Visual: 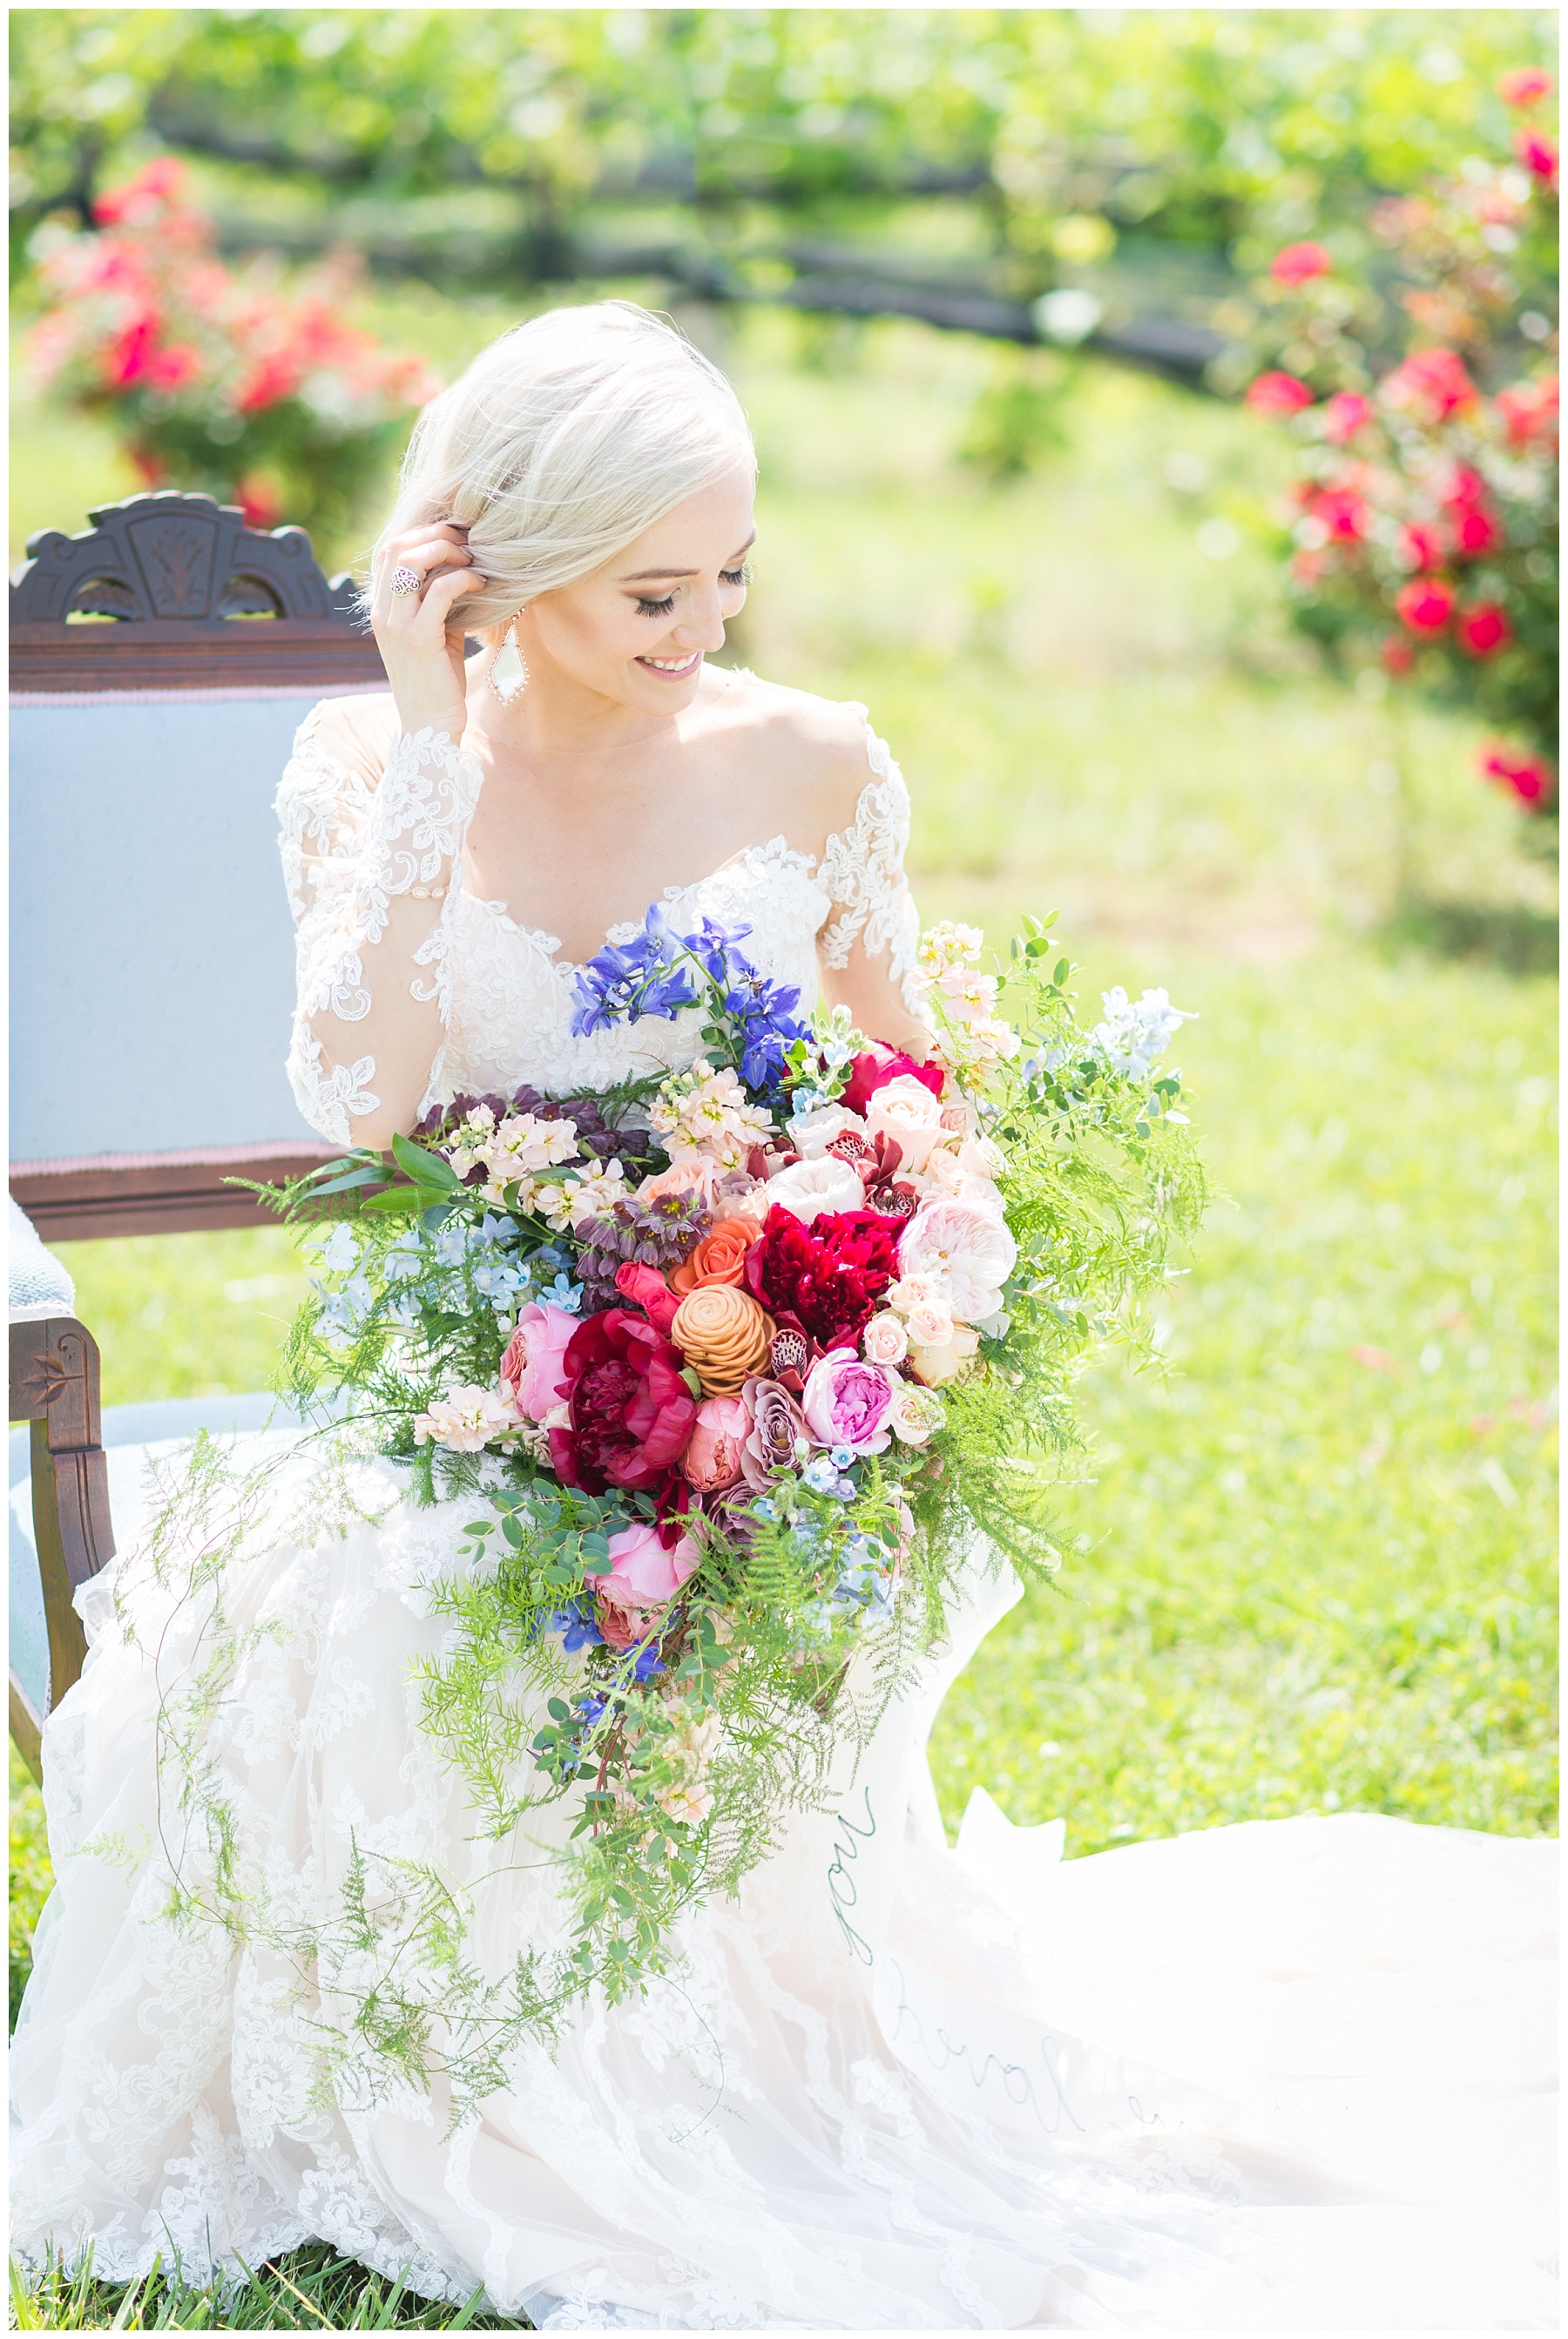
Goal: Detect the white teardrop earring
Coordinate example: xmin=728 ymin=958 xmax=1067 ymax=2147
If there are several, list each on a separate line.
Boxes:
xmin=488 ymin=619 xmax=530 ymax=705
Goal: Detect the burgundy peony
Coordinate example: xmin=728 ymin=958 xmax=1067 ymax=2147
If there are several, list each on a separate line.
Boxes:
xmin=841 ymin=1044 xmax=944 ymax=1120
xmin=549 ymin=1308 xmax=699 ymax=1520
xmin=746 ymin=1205 xmax=904 ymax=1354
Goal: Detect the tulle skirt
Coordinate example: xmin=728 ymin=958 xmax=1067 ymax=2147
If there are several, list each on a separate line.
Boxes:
xmin=10 ymin=1430 xmax=1558 ymax=2329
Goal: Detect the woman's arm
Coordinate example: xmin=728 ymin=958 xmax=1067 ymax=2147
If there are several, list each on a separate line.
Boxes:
xmin=279 ymin=711 xmax=483 ymax=1146
xmin=816 ymin=713 xmax=932 ymax=1057
xmin=278 ymin=524 xmax=488 ymax=1149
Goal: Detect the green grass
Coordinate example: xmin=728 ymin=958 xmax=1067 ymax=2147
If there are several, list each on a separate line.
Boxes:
xmin=10 ymin=302 xmax=1556 ymax=2327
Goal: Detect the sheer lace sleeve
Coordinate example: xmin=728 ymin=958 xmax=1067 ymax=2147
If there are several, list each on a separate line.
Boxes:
xmin=277 ymin=698 xmax=483 ymax=1146
xmin=817 ymin=710 xmax=925 ymax=1030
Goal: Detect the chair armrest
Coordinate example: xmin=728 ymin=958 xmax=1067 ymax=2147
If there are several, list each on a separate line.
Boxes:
xmin=9 ymin=1316 xmax=116 ymax=1736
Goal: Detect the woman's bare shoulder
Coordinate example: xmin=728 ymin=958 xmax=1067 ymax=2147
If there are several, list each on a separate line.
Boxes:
xmin=702 ymin=666 xmax=879 ymax=830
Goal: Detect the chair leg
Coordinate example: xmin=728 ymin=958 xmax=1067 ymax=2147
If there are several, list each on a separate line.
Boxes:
xmin=10 ymin=1316 xmax=117 ymax=1740
xmin=10 ymin=1671 xmax=44 ymax=1784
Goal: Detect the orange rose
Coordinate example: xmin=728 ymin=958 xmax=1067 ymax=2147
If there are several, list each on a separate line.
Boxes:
xmin=670 ymin=1216 xmax=762 ymax=1296
xmin=670 ymin=1284 xmax=775 ymax=1398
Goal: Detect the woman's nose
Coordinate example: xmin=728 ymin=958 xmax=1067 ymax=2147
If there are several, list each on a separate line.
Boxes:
xmin=673 ymin=586 xmax=728 ymax=652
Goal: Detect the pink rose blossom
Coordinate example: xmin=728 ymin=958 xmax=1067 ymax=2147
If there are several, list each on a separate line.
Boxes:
xmin=863 ymin=1073 xmax=946 ymax=1173
xmin=801 ymin=1347 xmax=896 ymax=1455
xmin=500 ymin=1301 xmax=580 ymax=1422
xmin=681 ymin=1393 xmax=754 ymax=1491
xmin=592 ymin=1521 xmax=700 ymax=1612
xmin=636 ymin=1157 xmax=720 ymax=1208
xmin=862 ymin=1311 xmax=909 ymax=1366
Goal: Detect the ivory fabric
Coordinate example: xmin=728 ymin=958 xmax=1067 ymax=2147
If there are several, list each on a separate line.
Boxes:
xmin=10 ymin=698 xmax=1557 ymax=2329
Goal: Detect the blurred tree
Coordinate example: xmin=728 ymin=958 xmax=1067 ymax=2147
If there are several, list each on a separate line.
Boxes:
xmin=12 ymin=10 xmax=1557 ymax=313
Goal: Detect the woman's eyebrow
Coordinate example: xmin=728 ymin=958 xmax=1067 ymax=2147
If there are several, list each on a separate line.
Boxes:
xmin=618 ymin=533 xmax=757 ymax=583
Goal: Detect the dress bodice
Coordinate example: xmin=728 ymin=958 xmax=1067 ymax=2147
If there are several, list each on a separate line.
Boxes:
xmin=276 ymin=683 xmax=922 ymax=1142
xmin=443 ymin=835 xmax=832 ymax=1099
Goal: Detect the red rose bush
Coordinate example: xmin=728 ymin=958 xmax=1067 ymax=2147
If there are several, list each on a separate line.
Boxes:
xmin=1240 ymin=69 xmax=1558 ymax=829
xmin=26 ymin=158 xmax=438 ymax=539
xmin=262 ymin=904 xmax=1205 ymax=2092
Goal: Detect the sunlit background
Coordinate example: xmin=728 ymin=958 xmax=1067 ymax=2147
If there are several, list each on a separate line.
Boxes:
xmin=9 ymin=23 xmax=1558 ymax=2315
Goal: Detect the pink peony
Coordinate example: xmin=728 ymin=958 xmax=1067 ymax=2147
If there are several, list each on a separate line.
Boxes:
xmin=801 ymin=1347 xmax=896 ymax=1456
xmin=499 ymin=1301 xmax=579 ymax=1423
xmin=592 ymin=1521 xmax=700 ymax=1613
xmin=681 ymin=1393 xmax=754 ymax=1491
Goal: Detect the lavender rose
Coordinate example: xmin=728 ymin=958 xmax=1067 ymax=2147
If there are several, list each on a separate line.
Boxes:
xmin=739 ymin=1376 xmax=814 ymax=1490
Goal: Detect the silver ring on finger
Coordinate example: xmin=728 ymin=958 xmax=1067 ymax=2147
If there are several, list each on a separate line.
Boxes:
xmin=389 ymin=564 xmax=422 ymax=597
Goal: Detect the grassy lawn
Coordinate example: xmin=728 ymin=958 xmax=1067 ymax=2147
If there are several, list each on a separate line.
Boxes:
xmin=10 ymin=307 xmax=1556 ymax=2325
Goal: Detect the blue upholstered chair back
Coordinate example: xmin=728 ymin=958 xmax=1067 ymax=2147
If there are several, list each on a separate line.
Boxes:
xmin=10 ymin=689 xmax=331 ymax=1162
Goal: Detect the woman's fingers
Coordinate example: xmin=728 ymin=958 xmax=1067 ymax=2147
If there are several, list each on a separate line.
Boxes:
xmin=375 ymin=548 xmax=480 ymax=627
xmin=372 ymin=531 xmax=474 ymax=615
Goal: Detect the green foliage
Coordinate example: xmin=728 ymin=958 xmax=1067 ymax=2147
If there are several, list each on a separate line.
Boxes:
xmin=10 ymin=301 xmax=1554 ymax=2323
xmin=11 ymin=11 xmax=1556 ymax=294
xmin=960 ymin=348 xmax=1081 ymax=482
xmin=9 ymin=2237 xmax=508 ymax=2328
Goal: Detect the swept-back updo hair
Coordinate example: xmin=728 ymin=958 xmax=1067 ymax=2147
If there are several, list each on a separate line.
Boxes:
xmin=376 ymin=301 xmax=755 ymax=634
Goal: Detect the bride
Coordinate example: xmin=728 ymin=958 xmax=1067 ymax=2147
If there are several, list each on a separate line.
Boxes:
xmin=11 ymin=302 xmax=1556 ymax=2330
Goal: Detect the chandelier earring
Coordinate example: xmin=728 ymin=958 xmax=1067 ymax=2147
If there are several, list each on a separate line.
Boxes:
xmin=488 ymin=618 xmax=530 ymax=706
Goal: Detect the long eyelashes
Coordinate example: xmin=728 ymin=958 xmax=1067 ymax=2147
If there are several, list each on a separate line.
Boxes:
xmin=634 ymin=565 xmax=752 ymax=619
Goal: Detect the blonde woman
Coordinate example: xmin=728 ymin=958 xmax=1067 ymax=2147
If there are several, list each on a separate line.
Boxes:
xmin=12 ymin=303 xmax=1556 ymax=2332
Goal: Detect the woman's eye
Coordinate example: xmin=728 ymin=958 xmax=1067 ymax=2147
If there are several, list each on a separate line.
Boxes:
xmin=635 ymin=593 xmax=677 ymax=618
xmin=720 ymin=563 xmax=752 ymax=588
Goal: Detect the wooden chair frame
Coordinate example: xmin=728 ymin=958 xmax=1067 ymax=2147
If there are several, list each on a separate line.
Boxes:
xmin=9 ymin=1316 xmax=116 ymax=1781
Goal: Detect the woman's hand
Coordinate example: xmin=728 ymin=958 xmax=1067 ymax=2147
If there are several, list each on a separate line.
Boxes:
xmin=371 ymin=524 xmax=489 ymax=740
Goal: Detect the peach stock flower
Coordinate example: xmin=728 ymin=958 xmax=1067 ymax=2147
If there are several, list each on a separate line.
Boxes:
xmin=671 ymin=1284 xmax=776 ymax=1397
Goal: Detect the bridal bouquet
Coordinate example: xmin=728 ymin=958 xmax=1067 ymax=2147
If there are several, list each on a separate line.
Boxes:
xmin=263 ymin=908 xmax=1204 ymax=2102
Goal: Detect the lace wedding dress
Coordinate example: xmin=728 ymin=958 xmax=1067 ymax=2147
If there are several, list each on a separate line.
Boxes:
xmin=10 ymin=689 xmax=1558 ymax=2330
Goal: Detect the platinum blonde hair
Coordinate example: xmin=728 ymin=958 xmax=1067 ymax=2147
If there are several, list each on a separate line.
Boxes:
xmin=377 ymin=301 xmax=754 ymax=633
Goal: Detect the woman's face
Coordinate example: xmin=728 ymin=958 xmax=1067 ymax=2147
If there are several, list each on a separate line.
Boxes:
xmin=515 ymin=466 xmax=755 ymax=714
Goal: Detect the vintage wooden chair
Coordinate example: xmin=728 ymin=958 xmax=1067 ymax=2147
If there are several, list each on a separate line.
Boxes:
xmin=9 ymin=491 xmax=387 ymax=1778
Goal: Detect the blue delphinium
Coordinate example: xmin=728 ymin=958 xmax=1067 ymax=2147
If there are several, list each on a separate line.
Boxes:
xmin=570 ymin=906 xmax=700 ymax=1038
xmin=551 ymin=1600 xmax=605 ymax=1653
xmin=569 ymin=905 xmax=806 ymax=1099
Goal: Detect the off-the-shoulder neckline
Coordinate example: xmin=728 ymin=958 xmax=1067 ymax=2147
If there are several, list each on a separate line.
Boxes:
xmin=457 ymin=832 xmax=827 ymax=977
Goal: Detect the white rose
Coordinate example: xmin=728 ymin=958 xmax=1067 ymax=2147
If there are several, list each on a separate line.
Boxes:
xmin=863 ymin=1074 xmax=946 ymax=1173
xmin=918 ymin=1146 xmax=1006 ymax=1219
xmin=904 ymin=1297 xmax=955 ymax=1349
xmin=787 ymin=1102 xmax=866 ymax=1158
xmin=907 ymin=1324 xmax=981 ymax=1388
xmin=763 ymin=1154 xmax=867 ymax=1223
xmin=886 ymin=1273 xmax=951 ymax=1319
xmin=899 ymin=1201 xmax=1017 ymax=1324
xmin=862 ymin=1311 xmax=909 ymax=1366
xmin=888 ymin=1381 xmax=947 ymax=1444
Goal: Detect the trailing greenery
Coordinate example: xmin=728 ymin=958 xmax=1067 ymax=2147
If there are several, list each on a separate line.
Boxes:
xmin=10 ymin=302 xmax=1553 ymax=2330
